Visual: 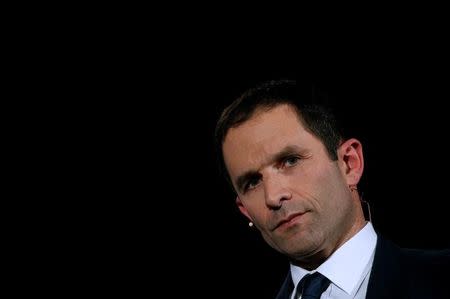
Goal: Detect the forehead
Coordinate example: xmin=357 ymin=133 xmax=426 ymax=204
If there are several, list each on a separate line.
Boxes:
xmin=225 ymin=105 xmax=305 ymax=146
xmin=222 ymin=105 xmax=315 ymax=177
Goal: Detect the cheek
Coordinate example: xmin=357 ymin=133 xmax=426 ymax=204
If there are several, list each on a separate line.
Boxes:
xmin=319 ymin=175 xmax=351 ymax=218
xmin=306 ymin=166 xmax=347 ymax=209
xmin=242 ymin=199 xmax=266 ymax=221
xmin=288 ymin=164 xmax=329 ymax=197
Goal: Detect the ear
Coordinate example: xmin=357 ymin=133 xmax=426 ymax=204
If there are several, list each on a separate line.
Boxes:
xmin=338 ymin=138 xmax=364 ymax=186
xmin=236 ymin=196 xmax=253 ymax=222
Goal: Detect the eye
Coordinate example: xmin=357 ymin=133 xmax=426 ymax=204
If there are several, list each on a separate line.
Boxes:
xmin=245 ymin=177 xmax=261 ymax=192
xmin=283 ymin=156 xmax=300 ymax=167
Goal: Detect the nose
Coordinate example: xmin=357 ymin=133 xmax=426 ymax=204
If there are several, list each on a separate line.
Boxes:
xmin=263 ymin=174 xmax=292 ymax=209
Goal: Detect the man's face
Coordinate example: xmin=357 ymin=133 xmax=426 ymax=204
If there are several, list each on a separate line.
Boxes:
xmin=222 ymin=105 xmax=359 ymax=263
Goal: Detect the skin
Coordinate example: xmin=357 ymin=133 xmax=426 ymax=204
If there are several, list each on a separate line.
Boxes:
xmin=222 ymin=104 xmax=366 ymax=270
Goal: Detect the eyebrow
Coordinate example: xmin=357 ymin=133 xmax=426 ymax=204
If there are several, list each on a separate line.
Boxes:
xmin=235 ymin=145 xmax=303 ymax=193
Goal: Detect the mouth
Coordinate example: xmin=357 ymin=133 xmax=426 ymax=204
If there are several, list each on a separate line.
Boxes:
xmin=274 ymin=212 xmax=306 ymax=231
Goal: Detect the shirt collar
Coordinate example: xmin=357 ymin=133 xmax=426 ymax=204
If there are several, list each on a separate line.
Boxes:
xmin=290 ymin=222 xmax=377 ymax=296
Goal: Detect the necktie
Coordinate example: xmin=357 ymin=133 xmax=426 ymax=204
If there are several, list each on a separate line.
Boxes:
xmin=295 ymin=272 xmax=331 ymax=299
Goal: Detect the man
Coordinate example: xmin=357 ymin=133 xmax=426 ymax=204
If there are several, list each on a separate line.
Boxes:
xmin=215 ymin=80 xmax=449 ymax=298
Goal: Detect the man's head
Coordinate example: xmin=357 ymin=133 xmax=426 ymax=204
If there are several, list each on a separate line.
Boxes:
xmin=215 ymin=80 xmax=342 ymax=182
xmin=215 ymin=80 xmax=366 ymax=269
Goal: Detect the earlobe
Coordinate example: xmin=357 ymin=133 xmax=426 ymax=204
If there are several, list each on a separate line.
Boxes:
xmin=339 ymin=138 xmax=364 ymax=186
xmin=236 ymin=196 xmax=253 ymax=222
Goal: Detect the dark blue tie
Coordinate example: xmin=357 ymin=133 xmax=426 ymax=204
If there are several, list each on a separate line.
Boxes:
xmin=295 ymin=272 xmax=331 ymax=299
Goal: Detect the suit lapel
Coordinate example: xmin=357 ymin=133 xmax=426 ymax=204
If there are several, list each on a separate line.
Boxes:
xmin=275 ymin=271 xmax=294 ymax=299
xmin=366 ymin=237 xmax=405 ymax=299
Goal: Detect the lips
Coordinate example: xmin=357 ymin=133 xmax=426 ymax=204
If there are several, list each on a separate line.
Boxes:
xmin=274 ymin=212 xmax=305 ymax=230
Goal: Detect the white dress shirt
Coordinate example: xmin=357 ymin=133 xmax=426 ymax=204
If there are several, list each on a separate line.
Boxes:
xmin=290 ymin=222 xmax=377 ymax=299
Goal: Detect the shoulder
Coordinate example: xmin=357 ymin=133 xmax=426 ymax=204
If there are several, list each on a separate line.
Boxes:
xmin=400 ymin=247 xmax=450 ymax=280
xmin=402 ymin=247 xmax=449 ymax=298
xmin=375 ymin=234 xmax=450 ymax=266
xmin=373 ymin=236 xmax=449 ymax=298
xmin=401 ymin=247 xmax=450 ymax=261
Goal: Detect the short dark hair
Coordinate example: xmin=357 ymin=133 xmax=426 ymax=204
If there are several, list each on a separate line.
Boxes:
xmin=215 ymin=79 xmax=344 ymax=186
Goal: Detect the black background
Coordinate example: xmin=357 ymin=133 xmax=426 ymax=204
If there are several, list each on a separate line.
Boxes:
xmin=37 ymin=61 xmax=450 ymax=297
xmin=167 ymin=73 xmax=450 ymax=298
xmin=12 ymin=13 xmax=450 ymax=297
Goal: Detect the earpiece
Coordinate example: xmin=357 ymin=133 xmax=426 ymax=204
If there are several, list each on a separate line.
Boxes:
xmin=350 ymin=185 xmax=372 ymax=222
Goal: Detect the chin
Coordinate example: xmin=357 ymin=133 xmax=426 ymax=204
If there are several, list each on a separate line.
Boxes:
xmin=281 ymin=235 xmax=324 ymax=259
xmin=275 ymin=239 xmax=312 ymax=257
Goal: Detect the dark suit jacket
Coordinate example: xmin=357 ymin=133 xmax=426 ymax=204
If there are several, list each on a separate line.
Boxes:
xmin=275 ymin=237 xmax=450 ymax=299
